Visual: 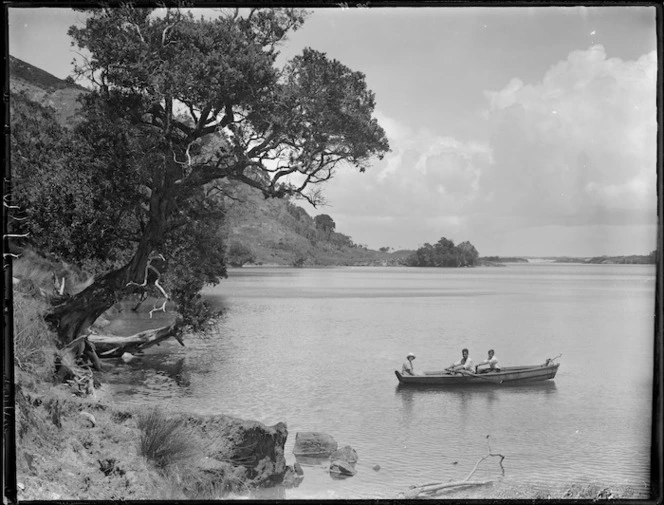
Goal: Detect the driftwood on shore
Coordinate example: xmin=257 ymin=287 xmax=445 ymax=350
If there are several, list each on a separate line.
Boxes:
xmin=88 ymin=319 xmax=184 ymax=359
xmin=398 ymin=436 xmax=505 ymax=499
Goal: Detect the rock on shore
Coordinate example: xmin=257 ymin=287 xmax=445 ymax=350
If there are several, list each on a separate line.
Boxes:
xmin=14 ymin=381 xmax=302 ymax=500
xmin=293 ymin=431 xmax=338 ymax=456
xmin=329 ymin=445 xmax=358 ymax=477
xmin=180 ymin=413 xmax=300 ymax=490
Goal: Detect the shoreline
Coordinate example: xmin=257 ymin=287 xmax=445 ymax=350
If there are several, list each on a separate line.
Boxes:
xmin=14 ymin=363 xmax=650 ymax=501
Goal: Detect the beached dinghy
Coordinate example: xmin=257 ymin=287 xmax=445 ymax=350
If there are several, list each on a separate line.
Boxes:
xmin=395 ymin=359 xmax=560 ymax=386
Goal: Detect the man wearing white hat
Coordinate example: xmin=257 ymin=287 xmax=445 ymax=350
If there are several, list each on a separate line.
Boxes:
xmin=402 ymin=353 xmax=416 ymax=376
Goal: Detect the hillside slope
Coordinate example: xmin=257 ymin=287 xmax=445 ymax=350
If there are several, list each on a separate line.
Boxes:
xmin=223 ymin=183 xmax=404 ymax=266
xmin=9 ymin=55 xmax=87 ymax=126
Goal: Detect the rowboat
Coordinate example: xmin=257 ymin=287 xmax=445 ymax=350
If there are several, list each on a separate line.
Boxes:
xmin=395 ymin=361 xmax=560 ymax=386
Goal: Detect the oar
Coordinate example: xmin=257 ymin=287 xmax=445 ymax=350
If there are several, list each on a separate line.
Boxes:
xmin=544 ymin=353 xmax=562 ymax=366
xmin=446 ymin=367 xmax=503 ymax=384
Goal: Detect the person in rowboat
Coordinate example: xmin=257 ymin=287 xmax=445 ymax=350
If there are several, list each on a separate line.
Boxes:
xmin=402 ymin=353 xmax=417 ymax=376
xmin=448 ymin=348 xmax=474 ymax=374
xmin=476 ymin=349 xmax=501 ymax=373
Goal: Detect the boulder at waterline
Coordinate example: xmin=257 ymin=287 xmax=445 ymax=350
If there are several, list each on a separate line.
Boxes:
xmin=328 ymin=445 xmax=358 ymax=479
xmin=293 ymin=432 xmax=338 ymax=456
xmin=329 ymin=459 xmax=357 ymax=477
xmin=329 ymin=445 xmax=358 ymax=464
xmin=181 ymin=414 xmax=300 ymax=490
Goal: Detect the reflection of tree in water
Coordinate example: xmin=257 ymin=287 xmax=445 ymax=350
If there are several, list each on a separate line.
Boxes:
xmin=132 ymin=356 xmax=191 ymax=387
xmin=105 ymin=355 xmax=191 ymax=394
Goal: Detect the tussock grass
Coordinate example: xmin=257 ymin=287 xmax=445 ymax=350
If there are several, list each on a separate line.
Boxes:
xmin=13 ymin=293 xmax=56 ymax=378
xmin=166 ymin=463 xmax=236 ymax=499
xmin=137 ymin=408 xmax=200 ymax=470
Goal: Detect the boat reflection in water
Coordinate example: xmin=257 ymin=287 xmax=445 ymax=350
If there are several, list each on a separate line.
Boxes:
xmin=396 ymin=379 xmax=558 ymax=396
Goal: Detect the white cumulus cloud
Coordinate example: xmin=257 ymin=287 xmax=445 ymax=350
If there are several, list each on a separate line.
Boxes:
xmin=478 ymin=44 xmax=657 ymax=229
xmin=314 ymin=45 xmax=657 ymax=253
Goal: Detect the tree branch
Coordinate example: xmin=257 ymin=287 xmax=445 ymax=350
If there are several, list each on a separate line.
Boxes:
xmin=89 ymin=319 xmax=184 ymax=358
xmin=398 ymin=436 xmax=505 ymax=499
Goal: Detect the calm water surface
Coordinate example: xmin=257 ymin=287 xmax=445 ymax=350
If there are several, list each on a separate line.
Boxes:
xmin=103 ymin=264 xmax=655 ymax=499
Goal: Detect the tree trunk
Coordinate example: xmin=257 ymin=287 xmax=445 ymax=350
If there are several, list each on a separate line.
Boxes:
xmin=45 ymin=266 xmax=130 ymax=346
xmin=46 ymin=235 xmax=160 ymax=345
xmin=90 ymin=319 xmax=184 ymax=358
xmin=46 ymin=190 xmax=169 ymax=346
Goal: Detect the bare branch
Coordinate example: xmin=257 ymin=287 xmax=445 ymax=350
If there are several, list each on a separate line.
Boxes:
xmin=153 ymin=276 xmax=168 ymax=299
xmin=127 ymin=253 xmax=163 ymax=287
xmin=128 ymin=22 xmax=145 ymax=43
xmin=161 ymin=21 xmax=179 ymax=46
xmin=398 ymin=436 xmax=505 ymax=499
xmin=149 ymin=300 xmax=168 ymax=318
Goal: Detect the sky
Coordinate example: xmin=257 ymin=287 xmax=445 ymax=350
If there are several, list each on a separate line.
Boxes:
xmin=7 ymin=6 xmax=660 ymax=256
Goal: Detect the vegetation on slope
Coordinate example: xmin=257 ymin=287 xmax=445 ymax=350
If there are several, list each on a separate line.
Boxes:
xmin=9 ymin=55 xmax=87 ymax=125
xmin=223 ymin=182 xmax=403 ymax=266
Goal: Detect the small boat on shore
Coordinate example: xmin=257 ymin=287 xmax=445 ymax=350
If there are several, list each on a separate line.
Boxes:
xmin=395 ymin=360 xmax=560 ymax=386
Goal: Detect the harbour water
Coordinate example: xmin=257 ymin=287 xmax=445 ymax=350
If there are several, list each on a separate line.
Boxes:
xmin=103 ymin=263 xmax=655 ymax=498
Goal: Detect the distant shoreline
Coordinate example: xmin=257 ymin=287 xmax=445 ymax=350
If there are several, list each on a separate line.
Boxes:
xmin=229 ymin=254 xmax=656 ymax=269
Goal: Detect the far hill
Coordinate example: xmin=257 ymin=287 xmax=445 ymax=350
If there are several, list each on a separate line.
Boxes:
xmin=222 ymin=182 xmax=408 ymax=266
xmin=549 ymin=254 xmax=656 ymax=264
xmin=9 ymin=55 xmax=87 ymax=126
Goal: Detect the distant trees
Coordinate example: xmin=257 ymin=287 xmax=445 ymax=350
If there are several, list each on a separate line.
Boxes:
xmin=227 ymin=242 xmax=255 ymax=267
xmin=456 ymin=241 xmax=480 ymax=267
xmin=405 ymin=237 xmax=480 ymax=267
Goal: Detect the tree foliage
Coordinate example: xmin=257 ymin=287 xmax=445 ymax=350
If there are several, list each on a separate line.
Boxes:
xmin=227 ymin=242 xmax=255 ymax=267
xmin=67 ymin=6 xmax=388 ymax=205
xmin=10 ymin=93 xmax=134 ymax=272
xmin=314 ymin=213 xmax=336 ymax=238
xmin=20 ymin=6 xmax=388 ymax=344
xmin=405 ymin=237 xmax=480 ymax=267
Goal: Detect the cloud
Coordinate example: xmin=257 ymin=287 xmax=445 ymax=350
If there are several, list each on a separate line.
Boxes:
xmin=478 ymin=45 xmax=657 ymax=230
xmin=316 ymin=110 xmax=494 ymax=248
xmin=316 ymin=45 xmax=657 ymax=253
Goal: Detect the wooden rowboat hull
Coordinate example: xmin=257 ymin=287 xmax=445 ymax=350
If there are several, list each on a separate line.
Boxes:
xmin=395 ymin=363 xmax=559 ymax=386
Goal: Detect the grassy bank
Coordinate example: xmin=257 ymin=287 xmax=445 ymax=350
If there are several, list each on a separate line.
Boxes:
xmin=12 ymin=278 xmax=197 ymax=500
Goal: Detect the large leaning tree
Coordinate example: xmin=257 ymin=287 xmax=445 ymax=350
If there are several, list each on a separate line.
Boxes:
xmin=40 ymin=6 xmax=388 ymax=347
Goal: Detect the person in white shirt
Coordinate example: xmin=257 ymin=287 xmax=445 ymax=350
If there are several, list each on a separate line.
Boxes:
xmin=448 ymin=348 xmax=474 ymax=374
xmin=402 ymin=353 xmax=416 ymax=375
xmin=476 ymin=349 xmax=500 ymax=373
